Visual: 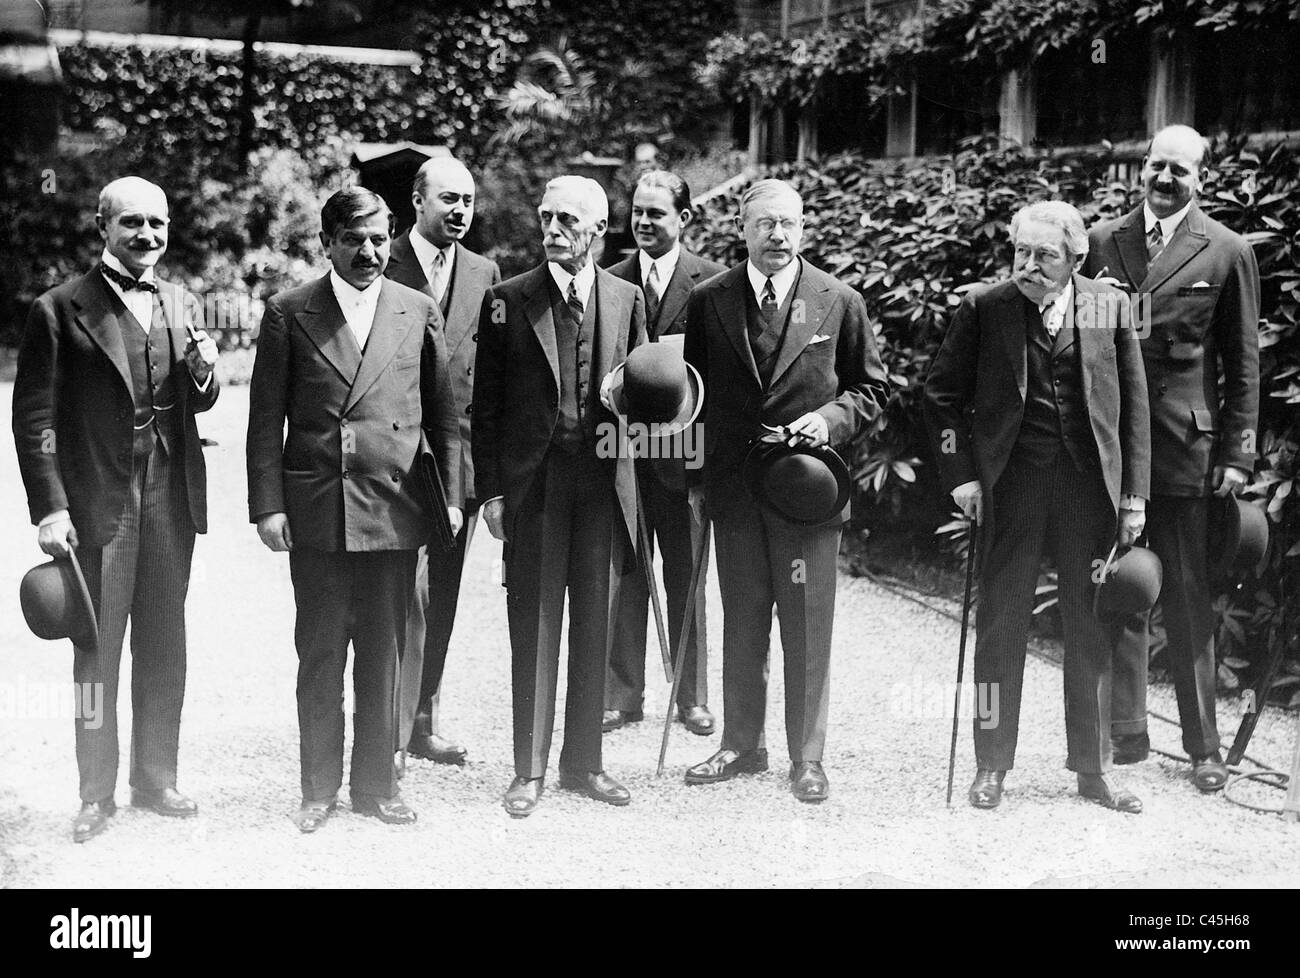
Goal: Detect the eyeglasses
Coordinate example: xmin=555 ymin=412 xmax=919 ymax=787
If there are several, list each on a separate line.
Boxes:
xmin=751 ymin=217 xmax=801 ymax=235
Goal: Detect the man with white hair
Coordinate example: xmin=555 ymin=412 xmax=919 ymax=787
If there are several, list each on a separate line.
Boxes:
xmin=924 ymin=200 xmax=1151 ymax=813
xmin=12 ymin=176 xmax=220 ymax=842
xmin=1084 ymin=125 xmax=1260 ymax=792
xmin=386 ymin=156 xmax=501 ymax=766
xmin=473 ymin=175 xmax=646 ymax=816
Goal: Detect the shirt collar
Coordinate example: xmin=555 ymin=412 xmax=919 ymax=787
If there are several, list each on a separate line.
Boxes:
xmin=746 ymin=257 xmax=800 ymax=305
xmin=409 ymin=227 xmax=455 ymax=270
xmin=329 ymin=268 xmax=383 ymax=306
xmin=1039 ymin=277 xmax=1074 ymax=318
xmin=638 ymin=243 xmax=680 ymax=285
xmin=101 ymin=249 xmax=156 ymax=285
xmin=1143 ymin=200 xmax=1193 ymax=241
xmin=548 ymin=258 xmax=596 ymax=307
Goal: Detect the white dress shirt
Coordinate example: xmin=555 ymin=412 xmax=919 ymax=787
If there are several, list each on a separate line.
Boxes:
xmin=101 ymin=249 xmax=157 ymax=331
xmin=638 ymin=243 xmax=680 ymax=300
xmin=329 ymin=268 xmax=382 ymax=351
xmin=409 ymin=228 xmax=455 ymax=300
xmin=547 ymin=258 xmax=596 ymax=311
xmin=746 ymin=257 xmax=800 ymax=308
xmin=1143 ymin=200 xmax=1193 ymax=250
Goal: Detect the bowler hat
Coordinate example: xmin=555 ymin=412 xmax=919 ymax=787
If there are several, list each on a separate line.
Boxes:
xmin=1208 ymin=496 xmax=1269 ymax=577
xmin=742 ymin=429 xmax=851 ymax=526
xmin=608 ymin=342 xmax=703 ymax=435
xmin=1092 ymin=543 xmax=1163 ymax=624
xmin=19 ymin=550 xmax=99 ymax=651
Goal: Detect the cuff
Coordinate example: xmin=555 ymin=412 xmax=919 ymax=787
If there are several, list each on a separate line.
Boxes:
xmin=951 ymin=480 xmax=980 ymax=498
xmin=39 ymin=509 xmax=70 ymax=527
xmin=1120 ymin=495 xmax=1146 ymax=512
xmin=192 ymin=369 xmax=213 ymax=392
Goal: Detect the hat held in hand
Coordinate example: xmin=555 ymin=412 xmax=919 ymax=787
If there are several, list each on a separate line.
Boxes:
xmin=608 ymin=342 xmax=702 ymax=435
xmin=1208 ymin=496 xmax=1269 ymax=579
xmin=1092 ymin=543 xmax=1163 ymax=624
xmin=19 ymin=549 xmax=99 ymax=652
xmin=742 ymin=428 xmax=850 ymax=527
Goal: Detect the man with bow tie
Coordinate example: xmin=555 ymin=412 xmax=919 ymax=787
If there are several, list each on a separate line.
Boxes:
xmin=12 ymin=176 xmax=220 ymax=843
xmin=247 ymin=187 xmax=461 ymax=832
xmin=1084 ymin=125 xmax=1261 ymax=792
xmin=924 ymin=200 xmax=1151 ymax=813
xmin=386 ymin=156 xmax=501 ymax=766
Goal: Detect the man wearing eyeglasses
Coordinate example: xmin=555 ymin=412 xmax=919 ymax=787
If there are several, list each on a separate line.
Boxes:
xmin=681 ymin=179 xmax=889 ymax=802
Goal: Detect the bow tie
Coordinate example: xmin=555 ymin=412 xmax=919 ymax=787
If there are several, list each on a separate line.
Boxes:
xmin=100 ymin=263 xmax=158 ymax=293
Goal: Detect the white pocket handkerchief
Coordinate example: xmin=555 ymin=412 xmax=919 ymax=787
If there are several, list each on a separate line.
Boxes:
xmin=808 ymin=334 xmax=832 ymax=344
xmin=1191 ymin=280 xmax=1212 ymax=288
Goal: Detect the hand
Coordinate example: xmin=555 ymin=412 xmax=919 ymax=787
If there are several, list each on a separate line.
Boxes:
xmin=482 ymin=498 xmax=507 ymax=542
xmin=38 ymin=518 xmax=78 ymax=557
xmin=786 ymin=412 xmax=829 ymax=447
xmin=1212 ymin=465 xmax=1249 ymax=498
xmin=688 ymin=486 xmax=705 ymax=524
xmin=599 ymin=369 xmax=618 ymax=412
xmin=1117 ymin=507 xmax=1146 ymax=547
xmin=447 ymin=506 xmax=464 ymax=538
xmin=951 ymin=481 xmax=983 ymax=526
xmin=184 ymin=329 xmax=219 ymax=384
xmin=256 ymin=512 xmax=293 ymax=552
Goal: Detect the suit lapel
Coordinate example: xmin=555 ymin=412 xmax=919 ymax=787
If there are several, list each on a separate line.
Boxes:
xmin=299 ymin=275 xmax=362 ymax=387
xmin=714 ymin=265 xmax=760 ymax=386
xmin=344 ymin=279 xmax=414 ymax=415
xmin=1000 ymin=286 xmax=1028 ymax=401
xmin=444 ymin=244 xmax=488 ymax=353
xmin=1140 ymin=203 xmax=1210 ymax=294
xmin=386 ymin=233 xmax=434 ymax=298
xmin=1051 ymin=285 xmax=1075 ymax=358
xmin=72 ymin=272 xmax=133 ymax=397
xmin=768 ymin=260 xmax=830 ymax=389
xmin=524 ymin=265 xmax=561 ymax=392
xmin=594 ymin=267 xmax=624 ymax=380
xmin=654 ymin=252 xmax=697 ymax=336
xmin=1114 ymin=206 xmax=1149 ymax=289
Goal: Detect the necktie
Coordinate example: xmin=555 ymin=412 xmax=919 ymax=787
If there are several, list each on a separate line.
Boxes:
xmin=749 ymin=278 xmax=777 ymax=344
xmin=644 ymin=263 xmax=661 ymax=333
xmin=431 ymin=250 xmax=448 ymax=303
xmin=566 ymin=280 xmax=584 ymax=322
xmin=1146 ymin=223 xmax=1165 ymax=264
xmin=100 ymin=263 xmax=158 ymax=293
xmin=1041 ymin=302 xmax=1060 ymax=340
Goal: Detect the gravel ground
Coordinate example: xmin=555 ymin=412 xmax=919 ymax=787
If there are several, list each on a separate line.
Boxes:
xmin=2 ymin=383 xmax=1298 ymax=889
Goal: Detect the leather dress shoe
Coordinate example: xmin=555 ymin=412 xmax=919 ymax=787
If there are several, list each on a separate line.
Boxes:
xmin=1112 ymin=731 xmax=1150 ymax=765
xmin=130 ymin=787 xmax=198 ymax=818
xmin=678 ymin=705 xmax=716 ymax=737
xmin=790 ymin=761 xmax=829 ymax=802
xmin=406 ymin=732 xmax=468 ymax=766
xmin=684 ymin=748 xmax=768 ymax=784
xmin=351 ymin=794 xmax=417 ymax=824
xmin=1078 ymin=773 xmax=1143 ymax=813
xmin=1192 ymin=751 xmax=1229 ymax=793
xmin=503 ymin=776 xmax=544 ymax=818
xmin=968 ymin=768 xmax=1005 ymax=809
xmin=292 ymin=800 xmax=337 ymax=834
xmin=73 ymin=798 xmax=116 ymax=844
xmin=558 ymin=769 xmax=631 ymax=806
xmin=602 ymin=709 xmax=643 ymax=732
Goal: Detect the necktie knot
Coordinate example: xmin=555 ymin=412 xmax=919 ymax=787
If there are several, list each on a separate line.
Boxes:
xmin=761 ymin=278 xmax=777 ymax=310
xmin=566 ymin=280 xmax=583 ymax=317
xmin=101 ymin=263 xmax=157 ymax=293
xmin=1146 ymin=223 xmax=1165 ymax=263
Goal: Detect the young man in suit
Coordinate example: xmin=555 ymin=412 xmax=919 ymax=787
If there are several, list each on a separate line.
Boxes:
xmin=386 ymin=156 xmax=502 ymax=766
xmin=603 ymin=170 xmax=725 ymax=737
xmin=925 ymin=201 xmax=1151 ymax=813
xmin=682 ymin=179 xmax=889 ymax=802
xmin=13 ymin=176 xmax=220 ymax=842
xmin=1084 ymin=125 xmax=1260 ymax=791
xmin=247 ymin=187 xmax=462 ymax=832
xmin=473 ymin=176 xmax=645 ymax=817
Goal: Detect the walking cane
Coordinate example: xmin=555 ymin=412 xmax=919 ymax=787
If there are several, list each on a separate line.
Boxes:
xmin=946 ymin=516 xmax=978 ymax=807
xmin=657 ymin=511 xmax=712 ymax=777
xmin=634 ymin=479 xmax=675 ymax=683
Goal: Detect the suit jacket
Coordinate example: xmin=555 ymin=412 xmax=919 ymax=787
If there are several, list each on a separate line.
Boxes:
xmin=683 ymin=258 xmax=890 ymax=520
xmin=923 ymin=275 xmax=1152 ymax=546
xmin=386 ymin=232 xmax=501 ymax=503
xmin=12 ymin=269 xmax=219 ymax=547
xmin=607 ymin=247 xmax=727 ymax=338
xmin=1083 ymin=202 xmax=1259 ymax=496
xmin=246 ymin=274 xmax=461 ymax=552
xmin=472 ymin=263 xmax=646 ymax=545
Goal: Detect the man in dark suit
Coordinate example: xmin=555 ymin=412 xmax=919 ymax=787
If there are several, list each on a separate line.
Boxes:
xmin=603 ymin=170 xmax=725 ymax=737
xmin=925 ymin=200 xmax=1152 ymax=813
xmin=473 ymin=175 xmax=645 ymax=817
xmin=682 ymin=179 xmax=889 ymax=803
xmin=1084 ymin=125 xmax=1260 ymax=791
xmin=386 ymin=157 xmax=501 ymax=766
xmin=13 ymin=176 xmax=220 ymax=842
xmin=247 ymin=187 xmax=462 ymax=832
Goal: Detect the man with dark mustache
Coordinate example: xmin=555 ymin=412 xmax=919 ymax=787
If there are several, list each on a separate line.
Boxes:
xmin=386 ymin=156 xmax=501 ymax=766
xmin=1084 ymin=125 xmax=1261 ymax=792
xmin=247 ymin=187 xmax=462 ymax=832
xmin=12 ymin=176 xmax=220 ymax=842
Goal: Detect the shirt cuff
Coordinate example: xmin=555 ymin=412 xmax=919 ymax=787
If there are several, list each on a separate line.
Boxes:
xmin=1120 ymin=494 xmax=1146 ymax=512
xmin=191 ymin=369 xmax=213 ymax=392
xmin=482 ymin=495 xmax=504 ymax=508
xmin=39 ymin=509 xmax=70 ymax=527
xmin=951 ymin=480 xmax=980 ymax=498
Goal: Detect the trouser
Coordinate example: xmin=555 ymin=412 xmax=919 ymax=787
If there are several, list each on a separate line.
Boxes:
xmin=1111 ymin=496 xmax=1219 ymax=757
xmin=606 ymin=469 xmax=709 ymax=712
xmin=712 ymin=492 xmax=840 ymax=764
xmin=974 ymin=456 xmax=1115 ymax=774
xmin=289 ymin=547 xmax=416 ymax=803
xmin=74 ymin=434 xmax=194 ymax=803
xmin=505 ymin=449 xmax=625 ymax=779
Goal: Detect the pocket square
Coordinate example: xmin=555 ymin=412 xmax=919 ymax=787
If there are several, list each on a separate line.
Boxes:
xmin=1191 ymin=281 xmax=1212 ymax=288
xmin=808 ymin=334 xmax=832 ymax=345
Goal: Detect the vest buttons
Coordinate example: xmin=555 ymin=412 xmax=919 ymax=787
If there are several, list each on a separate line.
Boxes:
xmin=465 ymin=405 xmax=473 ymax=415
xmin=341 ymin=419 xmax=349 ymax=427
xmin=342 ymin=470 xmax=351 ymax=479
xmin=392 ymin=471 xmax=401 ymax=482
xmin=393 ymin=421 xmax=400 ymax=430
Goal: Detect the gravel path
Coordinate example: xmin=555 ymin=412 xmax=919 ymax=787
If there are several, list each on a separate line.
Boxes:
xmin=2 ymin=384 xmax=1297 ymax=888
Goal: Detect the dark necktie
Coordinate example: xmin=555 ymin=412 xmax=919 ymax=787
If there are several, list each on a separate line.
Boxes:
xmin=100 ymin=263 xmax=158 ymax=293
xmin=566 ymin=280 xmax=584 ymax=322
xmin=644 ymin=263 xmax=661 ymax=335
xmin=1146 ymin=223 xmax=1165 ymax=264
xmin=749 ymin=278 xmax=777 ymax=344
